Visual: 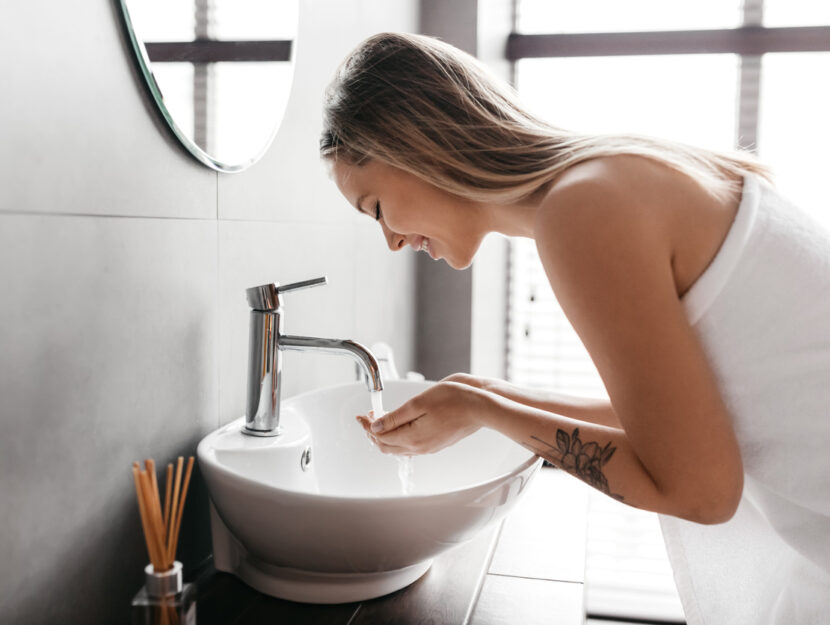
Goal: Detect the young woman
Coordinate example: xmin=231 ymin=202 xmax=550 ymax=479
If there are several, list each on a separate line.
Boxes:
xmin=320 ymin=32 xmax=830 ymax=624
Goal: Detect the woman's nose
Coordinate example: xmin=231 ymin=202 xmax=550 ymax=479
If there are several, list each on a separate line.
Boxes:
xmin=380 ymin=222 xmax=406 ymax=252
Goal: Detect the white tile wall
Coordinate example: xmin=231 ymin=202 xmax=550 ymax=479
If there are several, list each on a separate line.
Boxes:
xmin=216 ymin=0 xmax=418 ymax=224
xmin=0 ymin=1 xmax=217 ymax=218
xmin=350 ymin=223 xmax=417 ymax=374
xmin=0 ymin=0 xmax=418 ymax=623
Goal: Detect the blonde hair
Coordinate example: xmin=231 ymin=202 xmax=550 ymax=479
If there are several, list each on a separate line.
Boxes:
xmin=321 ymin=32 xmax=771 ymax=204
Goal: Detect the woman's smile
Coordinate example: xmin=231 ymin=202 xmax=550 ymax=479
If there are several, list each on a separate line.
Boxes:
xmin=410 ymin=235 xmax=436 ymax=258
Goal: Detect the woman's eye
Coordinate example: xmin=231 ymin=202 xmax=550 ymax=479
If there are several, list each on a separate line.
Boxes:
xmin=374 ymin=202 xmax=382 ymax=221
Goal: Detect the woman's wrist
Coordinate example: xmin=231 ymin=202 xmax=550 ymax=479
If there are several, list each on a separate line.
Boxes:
xmin=440 ymin=374 xmax=516 ymax=429
xmin=467 ymin=383 xmax=508 ymax=430
xmin=477 ymin=376 xmax=511 ymax=396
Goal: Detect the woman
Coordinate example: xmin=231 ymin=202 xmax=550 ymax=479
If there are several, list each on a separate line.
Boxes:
xmin=320 ymin=32 xmax=830 ymax=624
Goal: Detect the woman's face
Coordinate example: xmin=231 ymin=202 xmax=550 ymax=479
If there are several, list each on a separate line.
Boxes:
xmin=331 ymin=159 xmax=486 ymax=270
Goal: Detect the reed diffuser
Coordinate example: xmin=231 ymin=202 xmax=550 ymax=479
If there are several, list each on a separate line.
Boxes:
xmin=131 ymin=456 xmax=197 ymax=625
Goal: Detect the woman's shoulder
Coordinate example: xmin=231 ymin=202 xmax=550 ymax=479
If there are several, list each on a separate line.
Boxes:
xmin=535 ymin=154 xmax=742 ymax=299
xmin=541 ymin=154 xmax=695 ymax=213
xmin=534 ymin=155 xmax=676 ymax=252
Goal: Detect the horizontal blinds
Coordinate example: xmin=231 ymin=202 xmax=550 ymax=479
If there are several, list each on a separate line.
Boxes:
xmin=506 ymin=236 xmax=607 ymax=397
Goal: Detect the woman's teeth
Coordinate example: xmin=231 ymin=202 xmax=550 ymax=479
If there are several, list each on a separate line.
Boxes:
xmin=421 ymin=239 xmax=437 ymax=259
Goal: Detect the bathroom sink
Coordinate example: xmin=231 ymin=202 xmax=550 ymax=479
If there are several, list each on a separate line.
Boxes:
xmin=197 ymin=379 xmax=542 ymax=603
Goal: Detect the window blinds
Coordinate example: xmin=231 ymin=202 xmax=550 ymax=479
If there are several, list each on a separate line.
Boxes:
xmin=507 ymin=237 xmax=607 ymax=398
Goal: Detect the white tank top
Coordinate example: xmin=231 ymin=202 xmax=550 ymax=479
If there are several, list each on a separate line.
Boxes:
xmin=659 ymin=174 xmax=830 ymax=624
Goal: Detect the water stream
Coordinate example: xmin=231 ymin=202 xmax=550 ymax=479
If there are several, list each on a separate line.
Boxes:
xmin=369 ymin=390 xmax=414 ymax=495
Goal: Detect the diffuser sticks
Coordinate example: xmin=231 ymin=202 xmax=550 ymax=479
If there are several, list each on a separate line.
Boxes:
xmin=132 ymin=456 xmax=194 ymax=573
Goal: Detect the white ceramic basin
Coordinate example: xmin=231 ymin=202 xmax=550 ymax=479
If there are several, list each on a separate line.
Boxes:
xmin=197 ymin=380 xmax=542 ymax=603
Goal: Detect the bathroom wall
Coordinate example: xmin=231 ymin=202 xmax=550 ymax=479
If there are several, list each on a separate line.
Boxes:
xmin=413 ymin=0 xmax=476 ymax=381
xmin=418 ymin=0 xmax=513 ymax=382
xmin=0 ymin=1 xmax=418 ymax=623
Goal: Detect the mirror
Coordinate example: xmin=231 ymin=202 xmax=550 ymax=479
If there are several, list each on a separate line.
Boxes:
xmin=119 ymin=0 xmax=299 ymax=172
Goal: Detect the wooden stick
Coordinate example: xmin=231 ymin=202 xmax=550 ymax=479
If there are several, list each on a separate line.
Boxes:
xmin=139 ymin=470 xmax=166 ymax=570
xmin=145 ymin=459 xmax=167 ymax=563
xmin=133 ymin=465 xmax=160 ymax=569
xmin=166 ymin=457 xmax=184 ymax=561
xmin=146 ymin=459 xmax=159 ymax=503
xmin=162 ymin=463 xmax=173 ymax=535
xmin=169 ymin=456 xmax=195 ymax=563
xmin=136 ymin=472 xmax=161 ymax=569
xmin=140 ymin=470 xmax=164 ymax=569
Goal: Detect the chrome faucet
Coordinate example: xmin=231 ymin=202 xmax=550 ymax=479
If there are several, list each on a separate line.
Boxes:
xmin=243 ymin=277 xmax=384 ymax=437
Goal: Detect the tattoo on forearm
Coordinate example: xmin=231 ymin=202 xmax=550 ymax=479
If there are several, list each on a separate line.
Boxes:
xmin=524 ymin=427 xmax=624 ymax=501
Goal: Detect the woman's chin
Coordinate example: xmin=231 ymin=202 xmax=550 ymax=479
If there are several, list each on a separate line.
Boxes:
xmin=445 ymin=254 xmax=474 ymax=270
xmin=429 ymin=241 xmax=480 ymax=270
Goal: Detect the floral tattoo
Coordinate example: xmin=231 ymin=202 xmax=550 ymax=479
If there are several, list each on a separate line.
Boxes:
xmin=525 ymin=427 xmax=624 ymax=501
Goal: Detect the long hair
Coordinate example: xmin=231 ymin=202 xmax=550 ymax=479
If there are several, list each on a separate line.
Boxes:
xmin=321 ymin=32 xmax=771 ymax=204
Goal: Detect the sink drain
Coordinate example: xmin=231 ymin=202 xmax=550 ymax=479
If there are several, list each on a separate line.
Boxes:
xmin=300 ymin=447 xmax=312 ymax=471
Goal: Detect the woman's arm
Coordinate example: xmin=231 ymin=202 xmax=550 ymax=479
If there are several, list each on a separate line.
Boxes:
xmin=368 ymin=381 xmax=726 ymax=523
xmin=531 ymin=164 xmax=743 ymax=524
xmin=479 ymin=391 xmax=668 ymax=510
xmin=443 ymin=373 xmax=622 ymax=429
xmin=365 ymin=380 xmax=724 ymax=522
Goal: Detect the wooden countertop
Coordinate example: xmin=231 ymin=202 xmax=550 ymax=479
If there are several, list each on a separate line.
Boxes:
xmin=195 ymin=466 xmax=589 ymax=625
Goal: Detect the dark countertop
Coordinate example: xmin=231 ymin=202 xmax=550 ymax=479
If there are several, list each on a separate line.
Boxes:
xmin=195 ymin=466 xmax=589 ymax=625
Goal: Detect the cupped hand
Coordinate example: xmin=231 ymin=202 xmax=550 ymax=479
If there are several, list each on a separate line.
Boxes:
xmin=355 ymin=381 xmax=489 ymax=455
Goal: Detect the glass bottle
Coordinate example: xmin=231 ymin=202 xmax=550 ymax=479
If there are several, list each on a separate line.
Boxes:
xmin=131 ymin=561 xmax=197 ymax=625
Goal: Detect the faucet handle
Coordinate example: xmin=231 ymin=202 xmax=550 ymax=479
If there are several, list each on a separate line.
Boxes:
xmin=246 ymin=276 xmax=328 ymax=311
xmin=277 ymin=276 xmax=328 ymax=295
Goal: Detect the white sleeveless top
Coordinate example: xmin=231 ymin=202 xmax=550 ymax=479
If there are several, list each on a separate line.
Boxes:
xmin=659 ymin=174 xmax=830 ymax=624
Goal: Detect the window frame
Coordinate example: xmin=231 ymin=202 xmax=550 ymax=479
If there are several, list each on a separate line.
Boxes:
xmin=508 ymin=0 xmax=830 ymax=152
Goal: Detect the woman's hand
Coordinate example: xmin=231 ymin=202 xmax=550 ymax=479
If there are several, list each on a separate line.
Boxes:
xmin=356 ymin=380 xmax=489 ymax=455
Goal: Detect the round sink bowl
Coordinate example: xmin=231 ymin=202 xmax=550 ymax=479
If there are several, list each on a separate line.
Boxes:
xmin=197 ymin=380 xmax=542 ymax=603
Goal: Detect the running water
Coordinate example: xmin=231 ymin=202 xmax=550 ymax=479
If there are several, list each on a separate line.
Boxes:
xmin=396 ymin=455 xmax=414 ymax=495
xmin=369 ymin=390 xmax=414 ymax=495
xmin=370 ymin=390 xmax=385 ymax=421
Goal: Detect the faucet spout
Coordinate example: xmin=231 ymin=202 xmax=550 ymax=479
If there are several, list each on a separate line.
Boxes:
xmin=280 ymin=336 xmax=384 ymax=392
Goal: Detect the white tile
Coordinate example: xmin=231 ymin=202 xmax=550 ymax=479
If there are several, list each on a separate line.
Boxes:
xmin=350 ymin=223 xmax=417 ymax=377
xmin=216 ymin=0 xmax=420 ymax=224
xmin=0 ymin=213 xmax=218 ymax=618
xmin=0 ymin=1 xmax=216 ymax=218
xmin=470 ymin=575 xmax=584 ymax=625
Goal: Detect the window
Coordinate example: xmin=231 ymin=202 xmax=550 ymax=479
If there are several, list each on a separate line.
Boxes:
xmin=758 ymin=52 xmax=830 ymax=231
xmin=517 ymin=54 xmax=737 ymax=149
xmin=506 ymin=2 xmax=830 ymax=622
xmin=517 ymin=0 xmax=741 ymax=33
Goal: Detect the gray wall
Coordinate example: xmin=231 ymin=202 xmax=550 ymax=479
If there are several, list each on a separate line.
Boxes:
xmin=0 ymin=1 xmax=418 ymax=623
xmin=415 ymin=0 xmax=476 ymax=380
xmin=415 ymin=0 xmax=513 ymax=382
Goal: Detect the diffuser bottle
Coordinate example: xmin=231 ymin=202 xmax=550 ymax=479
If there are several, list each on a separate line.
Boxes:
xmin=131 ymin=561 xmax=197 ymax=625
xmin=131 ymin=456 xmax=196 ymax=624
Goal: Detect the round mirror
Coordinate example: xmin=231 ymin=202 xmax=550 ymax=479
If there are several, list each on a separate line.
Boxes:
xmin=119 ymin=0 xmax=298 ymax=172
